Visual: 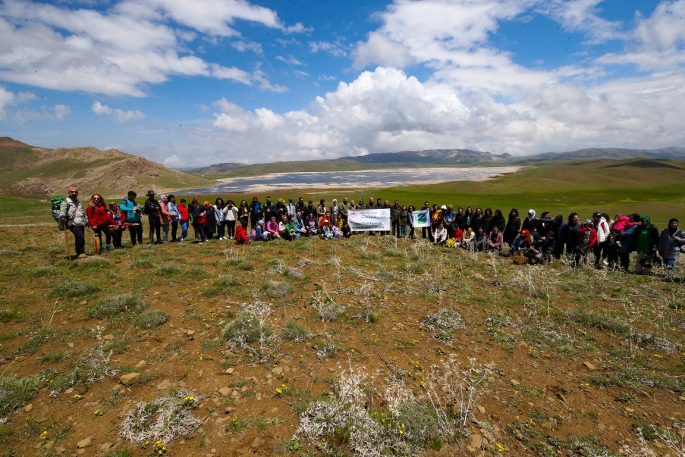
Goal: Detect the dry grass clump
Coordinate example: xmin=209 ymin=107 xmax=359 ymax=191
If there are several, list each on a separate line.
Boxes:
xmin=310 ymin=290 xmax=346 ymax=322
xmin=119 ymin=389 xmax=202 ymax=445
xmin=87 ymin=293 xmax=146 ymax=319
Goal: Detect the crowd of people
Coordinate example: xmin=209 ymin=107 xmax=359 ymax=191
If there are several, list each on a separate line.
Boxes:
xmin=56 ymin=187 xmax=685 ymax=275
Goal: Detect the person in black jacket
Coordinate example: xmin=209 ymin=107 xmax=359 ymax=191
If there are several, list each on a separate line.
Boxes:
xmin=143 ymin=190 xmax=162 ymax=244
xmin=503 ymin=208 xmax=521 ymax=246
xmin=561 ymin=213 xmax=580 ymax=261
xmin=634 ymin=215 xmax=660 ymax=275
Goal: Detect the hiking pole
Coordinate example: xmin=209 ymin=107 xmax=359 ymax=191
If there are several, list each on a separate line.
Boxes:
xmin=62 ymin=220 xmax=72 ymax=260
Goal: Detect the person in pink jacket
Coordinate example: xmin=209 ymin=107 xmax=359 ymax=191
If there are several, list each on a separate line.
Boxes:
xmin=159 ymin=195 xmax=177 ymax=243
xmin=266 ymin=216 xmax=280 ymax=239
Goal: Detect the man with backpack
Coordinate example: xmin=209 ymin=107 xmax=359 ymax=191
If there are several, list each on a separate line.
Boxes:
xmin=120 ymin=190 xmax=143 ymax=246
xmin=143 ymin=190 xmax=162 ymax=245
xmin=58 ymin=187 xmax=87 ymax=258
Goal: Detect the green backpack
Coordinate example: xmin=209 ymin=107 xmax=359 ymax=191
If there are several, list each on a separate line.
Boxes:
xmin=50 ymin=196 xmax=70 ymax=230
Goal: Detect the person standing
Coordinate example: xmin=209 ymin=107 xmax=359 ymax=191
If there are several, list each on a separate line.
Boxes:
xmin=340 ymin=197 xmax=350 ymax=225
xmin=143 ymin=190 xmax=162 ymax=245
xmin=86 ymin=194 xmax=112 ymax=252
xmin=167 ymin=195 xmax=180 ymax=242
xmin=120 ymin=191 xmax=143 ymax=246
xmin=249 ymin=196 xmax=261 ymax=230
xmin=158 ymin=195 xmax=174 ymax=243
xmin=634 ymin=215 xmax=659 ymax=275
xmin=224 ymin=200 xmax=239 ymax=239
xmin=592 ymin=211 xmax=611 ymax=268
xmin=658 ymin=218 xmax=685 ymax=275
xmin=421 ymin=201 xmax=431 ymax=239
xmin=59 ymin=187 xmax=87 ymax=258
xmin=178 ymin=199 xmax=190 ymax=241
xmin=391 ymin=200 xmax=402 ymax=238
xmin=108 ymin=202 xmax=126 ymax=249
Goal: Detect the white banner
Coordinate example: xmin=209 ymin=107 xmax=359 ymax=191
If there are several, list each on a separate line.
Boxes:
xmin=348 ymin=208 xmax=391 ymax=232
xmin=410 ymin=209 xmax=431 ymax=228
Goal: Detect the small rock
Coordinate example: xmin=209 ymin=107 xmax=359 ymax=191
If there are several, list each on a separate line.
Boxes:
xmin=231 ymin=390 xmax=239 ymax=397
xmin=598 ymin=424 xmax=606 ymax=430
xmin=518 ymin=342 xmax=528 ymax=349
xmin=65 ymin=388 xmax=74 ymax=394
xmin=271 ymin=367 xmax=283 ymax=374
xmin=77 ymin=437 xmax=92 ymax=448
xmin=583 ymin=362 xmax=596 ymax=371
xmin=120 ymin=373 xmax=140 ymax=386
xmin=470 ymin=434 xmax=483 ymax=449
xmin=511 ymin=379 xmax=520 ymax=386
xmin=24 ymin=404 xmax=33 ymax=412
xmin=679 ymin=396 xmax=685 ymax=401
xmin=256 ymin=393 xmax=262 ymax=401
xmin=625 ymin=408 xmax=635 ymax=413
xmin=103 ymin=334 xmax=115 ymax=341
xmin=226 ymin=368 xmax=234 ymax=375
xmin=157 ymin=379 xmax=171 ymax=390
xmin=67 ymin=343 xmax=75 ymax=349
xmin=515 ymin=432 xmax=524 ymax=441
xmin=100 ymin=443 xmax=113 ymax=451
xmin=187 ymin=330 xmax=195 ymax=336
xmin=218 ymin=387 xmax=231 ymax=397
xmin=251 ymin=437 xmax=265 ymax=448
xmin=44 ymin=440 xmax=54 ymax=450
xmin=477 ymin=405 xmax=486 ymax=414
xmin=55 ymin=446 xmax=66 ymax=454
xmin=211 ymin=448 xmax=217 ymax=454
xmin=135 ymin=360 xmax=147 ymax=369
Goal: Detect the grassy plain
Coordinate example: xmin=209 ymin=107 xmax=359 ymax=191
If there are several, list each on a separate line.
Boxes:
xmin=1 ymin=158 xmax=684 ymax=456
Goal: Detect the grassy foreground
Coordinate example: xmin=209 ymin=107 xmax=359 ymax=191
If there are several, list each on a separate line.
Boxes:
xmin=0 ymin=226 xmax=684 ymax=457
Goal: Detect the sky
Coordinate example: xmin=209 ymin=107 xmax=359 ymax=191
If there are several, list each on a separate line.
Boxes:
xmin=0 ymin=0 xmax=684 ymax=167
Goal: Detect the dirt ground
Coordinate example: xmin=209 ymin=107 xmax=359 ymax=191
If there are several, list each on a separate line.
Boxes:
xmin=0 ymin=226 xmax=684 ymax=457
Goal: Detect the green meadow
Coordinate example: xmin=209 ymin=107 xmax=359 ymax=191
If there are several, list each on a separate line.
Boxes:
xmin=2 ymin=158 xmax=684 ymax=228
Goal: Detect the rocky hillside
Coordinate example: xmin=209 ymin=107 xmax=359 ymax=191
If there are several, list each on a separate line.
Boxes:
xmin=0 ymin=137 xmax=213 ymax=197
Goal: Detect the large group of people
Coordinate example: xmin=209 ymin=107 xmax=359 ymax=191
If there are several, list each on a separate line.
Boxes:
xmin=56 ymin=187 xmax=685 ymax=275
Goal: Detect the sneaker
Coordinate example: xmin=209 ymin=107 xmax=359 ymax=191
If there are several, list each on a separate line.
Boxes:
xmin=179 ymin=238 xmax=184 ymax=242
xmin=602 ymin=259 xmax=608 ymax=266
xmin=77 ymin=253 xmax=88 ymax=259
xmin=106 ymin=245 xmax=112 ymax=252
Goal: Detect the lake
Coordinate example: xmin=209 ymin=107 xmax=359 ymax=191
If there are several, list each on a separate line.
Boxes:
xmin=179 ymin=166 xmax=523 ymax=194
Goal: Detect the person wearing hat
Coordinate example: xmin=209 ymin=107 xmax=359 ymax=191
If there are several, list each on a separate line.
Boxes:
xmin=592 ymin=211 xmax=611 ymax=268
xmin=143 ymin=190 xmax=162 ymax=245
xmin=120 ymin=190 xmax=143 ymax=246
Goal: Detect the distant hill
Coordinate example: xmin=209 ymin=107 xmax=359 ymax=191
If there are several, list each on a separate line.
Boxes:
xmin=0 ymin=137 xmax=213 ymax=197
xmin=188 ymin=162 xmax=244 ymax=175
xmin=335 ymin=148 xmax=512 ymax=164
xmin=517 ymin=147 xmax=685 ymax=163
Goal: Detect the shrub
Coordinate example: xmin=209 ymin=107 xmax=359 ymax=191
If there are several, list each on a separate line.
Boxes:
xmin=49 ymin=281 xmax=100 ymax=298
xmin=0 ymin=374 xmax=43 ymax=416
xmin=222 ymin=312 xmax=272 ymax=344
xmin=280 ymin=321 xmax=309 ymax=342
xmin=135 ymin=310 xmax=168 ymax=329
xmin=87 ymin=293 xmax=146 ymax=319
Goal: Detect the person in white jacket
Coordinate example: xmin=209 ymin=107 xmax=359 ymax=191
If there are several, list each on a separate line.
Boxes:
xmin=592 ymin=211 xmax=611 ymax=267
xmin=223 ymin=200 xmax=239 ymax=240
xmin=433 ymin=223 xmax=448 ymax=246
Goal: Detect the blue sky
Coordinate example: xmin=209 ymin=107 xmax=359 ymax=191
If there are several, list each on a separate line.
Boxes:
xmin=1 ymin=0 xmax=684 ymax=167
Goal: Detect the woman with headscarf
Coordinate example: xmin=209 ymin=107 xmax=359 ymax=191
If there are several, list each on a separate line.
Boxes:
xmin=86 ymin=194 xmax=112 ymax=252
xmin=658 ymin=218 xmax=685 ymax=274
xmin=522 ymin=209 xmax=538 ymax=235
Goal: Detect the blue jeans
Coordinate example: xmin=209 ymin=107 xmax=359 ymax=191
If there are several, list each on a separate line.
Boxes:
xmin=180 ymin=221 xmax=188 ymax=239
xmin=401 ymin=225 xmax=407 ymax=237
xmin=665 ymin=258 xmax=676 ymax=272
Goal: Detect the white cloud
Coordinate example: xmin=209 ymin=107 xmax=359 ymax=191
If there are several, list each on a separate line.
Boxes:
xmin=92 ymin=101 xmax=145 ymax=122
xmin=537 ymin=0 xmax=624 ymax=44
xmin=309 ymin=41 xmax=347 ymax=57
xmin=15 ymin=104 xmax=71 ymax=122
xmin=231 ymin=40 xmax=262 ymax=53
xmin=163 ymin=154 xmax=183 ymax=167
xmin=0 ymin=85 xmax=14 ymax=119
xmin=0 ymin=0 xmax=293 ymax=96
xmin=201 ymin=64 xmax=685 ymax=163
xmin=276 ymin=55 xmax=304 ymax=66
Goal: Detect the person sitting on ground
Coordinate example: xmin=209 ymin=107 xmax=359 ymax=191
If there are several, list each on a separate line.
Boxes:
xmin=342 ymin=220 xmax=352 ymax=238
xmin=235 ymin=222 xmax=250 ymax=244
xmin=433 ymin=222 xmax=448 ymax=246
xmin=321 ymin=220 xmax=334 ymax=240
xmin=285 ymin=216 xmax=297 ymax=241
xmin=462 ymin=226 xmax=475 ymax=248
xmin=452 ymin=225 xmax=464 ymax=246
xmin=511 ymin=229 xmax=529 ymax=254
xmin=486 ymin=226 xmax=503 ymax=251
xmin=294 ymin=212 xmax=307 ymax=238
xmin=331 ymin=224 xmax=343 ymax=238
xmin=473 ymin=227 xmax=487 ymax=251
xmin=306 ymin=213 xmax=317 ymax=236
xmin=516 ymin=233 xmax=543 ymax=264
xmin=542 ymin=230 xmax=556 ymax=262
xmin=266 ymin=216 xmax=280 ymax=239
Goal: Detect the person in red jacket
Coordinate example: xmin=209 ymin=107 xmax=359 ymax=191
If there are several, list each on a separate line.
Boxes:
xmin=86 ymin=194 xmax=112 ymax=252
xmin=574 ymin=219 xmax=597 ymax=266
xmin=178 ymin=199 xmax=189 ymax=241
xmin=235 ymin=223 xmax=250 ymax=244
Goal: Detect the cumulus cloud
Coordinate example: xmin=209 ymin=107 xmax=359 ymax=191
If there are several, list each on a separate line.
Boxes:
xmin=0 ymin=0 xmax=297 ymax=96
xmin=92 ymin=101 xmax=146 ymax=122
xmin=537 ymin=0 xmax=624 ymax=43
xmin=201 ymin=64 xmax=685 ymax=164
